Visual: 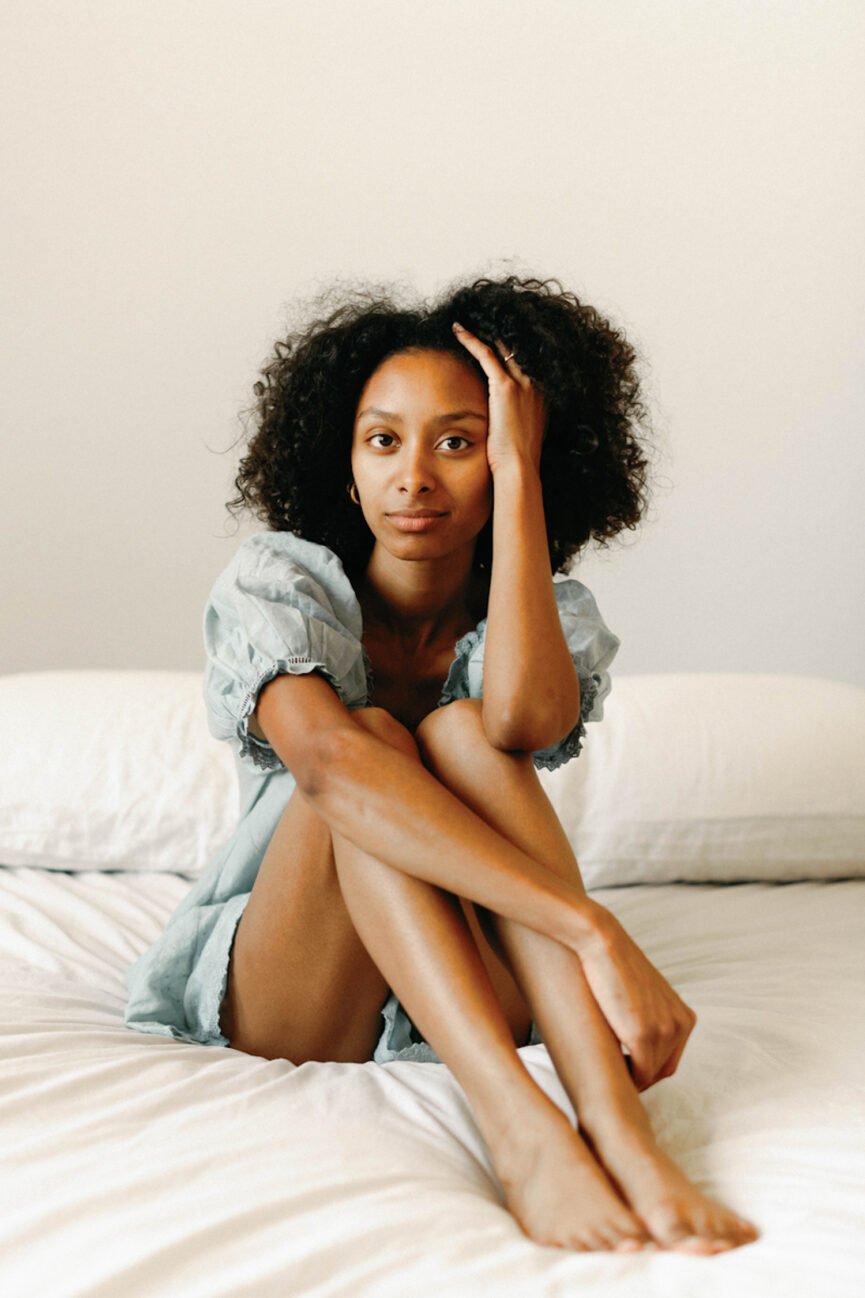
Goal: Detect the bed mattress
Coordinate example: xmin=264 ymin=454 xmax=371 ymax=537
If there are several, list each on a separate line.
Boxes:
xmin=1 ymin=867 xmax=863 ymax=1297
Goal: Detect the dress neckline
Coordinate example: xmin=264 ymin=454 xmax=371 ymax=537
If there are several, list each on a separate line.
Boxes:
xmin=360 ymin=618 xmax=486 ymax=712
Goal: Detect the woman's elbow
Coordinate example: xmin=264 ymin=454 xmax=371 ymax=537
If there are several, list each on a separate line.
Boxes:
xmin=483 ymin=704 xmax=578 ymax=755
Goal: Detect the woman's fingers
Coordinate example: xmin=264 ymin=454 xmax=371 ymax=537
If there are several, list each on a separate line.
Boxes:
xmin=452 ymin=322 xmax=527 ymax=384
xmin=493 ymin=338 xmax=528 ymax=380
xmin=654 ymin=1039 xmax=688 ymax=1085
xmin=624 ymin=1027 xmax=665 ymax=1091
xmin=627 ymin=957 xmax=697 ymax=1089
xmin=654 ymin=1005 xmax=698 ymax=1083
xmin=571 ymin=902 xmax=698 ymax=1092
xmin=627 ymin=1004 xmax=697 ymax=1089
xmin=452 ymin=322 xmax=507 ymax=378
xmin=622 ymin=1048 xmax=649 ymax=1092
xmin=451 ymin=321 xmax=546 ymax=474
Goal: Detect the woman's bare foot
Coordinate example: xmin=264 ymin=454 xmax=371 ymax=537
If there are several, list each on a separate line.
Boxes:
xmin=486 ymin=1100 xmax=653 ymax=1252
xmin=579 ymin=1108 xmax=759 ymax=1255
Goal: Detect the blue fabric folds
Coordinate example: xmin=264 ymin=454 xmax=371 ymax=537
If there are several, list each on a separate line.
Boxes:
xmin=202 ymin=531 xmax=371 ymax=771
xmin=125 ymin=532 xmax=619 ymax=1060
xmin=437 ymin=578 xmax=620 ymax=771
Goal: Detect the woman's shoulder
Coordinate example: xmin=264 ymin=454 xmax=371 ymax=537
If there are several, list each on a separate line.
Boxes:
xmin=213 ymin=530 xmax=362 ymax=635
xmin=230 ymin=529 xmax=351 ymax=582
xmin=202 ymin=532 xmax=371 ymax=759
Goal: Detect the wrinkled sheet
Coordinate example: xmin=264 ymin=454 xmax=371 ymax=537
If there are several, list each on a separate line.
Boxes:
xmin=0 ymin=867 xmax=863 ymax=1298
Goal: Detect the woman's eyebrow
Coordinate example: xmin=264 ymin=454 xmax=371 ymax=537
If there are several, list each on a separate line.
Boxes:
xmin=356 ymin=407 xmax=488 ymax=425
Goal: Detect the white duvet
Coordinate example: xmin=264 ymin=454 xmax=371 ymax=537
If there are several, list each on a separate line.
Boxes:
xmin=0 ymin=867 xmax=863 ymax=1298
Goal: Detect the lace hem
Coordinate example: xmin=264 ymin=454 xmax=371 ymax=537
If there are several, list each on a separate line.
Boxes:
xmin=531 ymin=669 xmax=603 ymax=772
xmin=436 ymin=625 xmax=485 ymax=709
xmin=436 ymin=624 xmax=604 ymax=774
xmin=236 ymin=658 xmax=340 ymax=771
xmin=360 ymin=643 xmax=376 ymax=704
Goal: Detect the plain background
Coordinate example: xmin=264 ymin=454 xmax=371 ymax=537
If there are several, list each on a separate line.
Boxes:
xmin=2 ymin=0 xmax=863 ymax=685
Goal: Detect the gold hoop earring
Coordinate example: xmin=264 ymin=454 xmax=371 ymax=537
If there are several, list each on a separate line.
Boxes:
xmin=347 ymin=482 xmax=361 ymax=506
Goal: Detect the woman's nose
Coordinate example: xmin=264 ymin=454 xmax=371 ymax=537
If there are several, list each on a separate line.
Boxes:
xmin=398 ymin=447 xmax=436 ymax=494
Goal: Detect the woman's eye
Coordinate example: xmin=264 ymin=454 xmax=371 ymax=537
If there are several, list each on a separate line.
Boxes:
xmin=367 ymin=433 xmax=469 ymax=451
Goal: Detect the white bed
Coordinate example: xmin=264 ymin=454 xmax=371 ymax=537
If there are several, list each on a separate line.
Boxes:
xmin=1 ymin=669 xmax=863 ymax=1297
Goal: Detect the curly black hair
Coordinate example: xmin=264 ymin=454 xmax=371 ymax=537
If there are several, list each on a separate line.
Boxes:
xmin=226 ymin=274 xmax=654 ymax=586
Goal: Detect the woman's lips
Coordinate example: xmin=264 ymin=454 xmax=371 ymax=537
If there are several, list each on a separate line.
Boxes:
xmin=386 ymin=512 xmax=448 ymax=532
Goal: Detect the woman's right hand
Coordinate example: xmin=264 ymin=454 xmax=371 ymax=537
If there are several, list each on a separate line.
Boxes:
xmin=564 ymin=896 xmax=698 ymax=1092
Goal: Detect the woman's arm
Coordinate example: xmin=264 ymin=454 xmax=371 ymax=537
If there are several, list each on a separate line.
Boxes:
xmin=450 ymin=322 xmax=579 ymax=753
xmin=448 ymin=326 xmax=696 ymax=1086
xmin=256 ymin=671 xmax=595 ymax=950
xmin=259 ymin=672 xmax=695 ymax=1091
xmin=318 ymin=722 xmax=592 ymax=942
xmin=482 ymin=458 xmax=580 ymax=752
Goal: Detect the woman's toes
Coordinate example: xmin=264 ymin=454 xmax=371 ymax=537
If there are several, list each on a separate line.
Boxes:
xmin=723 ymin=1219 xmax=758 ymax=1247
xmin=679 ymin=1235 xmax=724 ymax=1254
xmin=645 ymin=1205 xmax=722 ymax=1253
xmin=612 ymin=1221 xmax=652 ymax=1253
xmin=644 ymin=1204 xmax=694 ymax=1249
xmin=706 ymin=1211 xmax=757 ymax=1248
xmin=614 ymin=1236 xmax=646 ymax=1253
xmin=666 ymin=1223 xmax=742 ymax=1254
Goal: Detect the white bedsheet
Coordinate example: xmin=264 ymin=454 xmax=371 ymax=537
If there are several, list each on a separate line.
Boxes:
xmin=0 ymin=868 xmax=863 ymax=1298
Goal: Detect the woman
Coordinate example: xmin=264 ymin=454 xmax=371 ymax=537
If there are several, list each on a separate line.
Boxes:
xmin=126 ymin=274 xmax=758 ymax=1255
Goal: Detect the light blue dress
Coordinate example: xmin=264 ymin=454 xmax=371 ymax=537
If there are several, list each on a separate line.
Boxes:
xmin=124 ymin=531 xmax=620 ymax=1064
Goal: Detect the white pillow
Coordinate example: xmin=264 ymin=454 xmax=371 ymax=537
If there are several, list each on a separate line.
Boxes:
xmin=538 ymin=673 xmax=865 ymax=887
xmin=0 ymin=671 xmax=236 ymax=875
xmin=2 ymin=669 xmax=863 ymax=884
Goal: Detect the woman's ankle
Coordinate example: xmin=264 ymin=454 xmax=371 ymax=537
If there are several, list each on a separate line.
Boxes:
xmin=464 ymin=1062 xmax=567 ymax=1160
xmin=486 ymin=1103 xmax=584 ymax=1200
xmin=577 ymin=1089 xmax=654 ymax=1150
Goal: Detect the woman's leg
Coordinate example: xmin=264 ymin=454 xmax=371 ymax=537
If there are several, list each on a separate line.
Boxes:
xmin=222 ymin=705 xmax=528 ymax=1064
xmin=220 ymin=708 xmax=392 ymax=1064
xmin=222 ymin=706 xmax=648 ymax=1250
xmin=327 ymin=711 xmax=651 ymax=1253
xmin=414 ymin=699 xmax=759 ymax=1256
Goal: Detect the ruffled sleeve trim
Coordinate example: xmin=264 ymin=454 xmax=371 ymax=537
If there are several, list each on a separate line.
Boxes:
xmin=433 ymin=577 xmax=618 ymax=775
xmin=360 ymin=643 xmax=376 ymax=705
xmin=530 ymin=667 xmax=604 ymax=772
xmin=436 ymin=623 xmax=486 ymax=709
xmin=203 ymin=532 xmax=372 ymax=774
xmin=236 ymin=658 xmax=349 ymax=772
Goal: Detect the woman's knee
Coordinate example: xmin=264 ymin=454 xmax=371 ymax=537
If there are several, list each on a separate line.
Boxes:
xmin=415 ymin=699 xmax=538 ymax=788
xmin=415 ymin=697 xmax=485 ymax=754
xmin=351 ymin=705 xmax=421 ymax=760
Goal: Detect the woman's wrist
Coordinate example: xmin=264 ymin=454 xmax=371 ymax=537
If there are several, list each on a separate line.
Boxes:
xmin=553 ymin=888 xmax=608 ymax=954
xmin=490 ymin=452 xmax=542 ymax=485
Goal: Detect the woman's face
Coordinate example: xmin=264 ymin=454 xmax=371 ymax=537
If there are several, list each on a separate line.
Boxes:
xmin=350 ymin=348 xmax=492 ymax=562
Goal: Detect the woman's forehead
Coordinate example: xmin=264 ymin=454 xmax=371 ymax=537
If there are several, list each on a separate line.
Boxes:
xmin=356 ymin=349 xmax=487 ymax=416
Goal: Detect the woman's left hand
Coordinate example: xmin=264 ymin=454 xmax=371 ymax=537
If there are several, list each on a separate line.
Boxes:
xmin=567 ymin=897 xmax=699 ymax=1092
xmin=451 ymin=321 xmax=547 ymax=476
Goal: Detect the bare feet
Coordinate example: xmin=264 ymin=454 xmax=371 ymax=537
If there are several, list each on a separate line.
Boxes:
xmin=487 ymin=1102 xmax=652 ymax=1252
xmin=579 ymin=1111 xmax=760 ymax=1255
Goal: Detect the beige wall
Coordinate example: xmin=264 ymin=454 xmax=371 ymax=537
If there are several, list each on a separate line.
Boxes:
xmin=2 ymin=0 xmax=863 ymax=684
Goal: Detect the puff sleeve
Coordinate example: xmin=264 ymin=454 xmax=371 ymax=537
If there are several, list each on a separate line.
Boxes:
xmin=437 ymin=578 xmax=620 ymax=772
xmin=202 ymin=532 xmax=369 ymax=772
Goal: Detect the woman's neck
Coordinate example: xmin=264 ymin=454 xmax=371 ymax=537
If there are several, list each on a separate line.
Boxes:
xmin=357 ymin=547 xmax=488 ymax=654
